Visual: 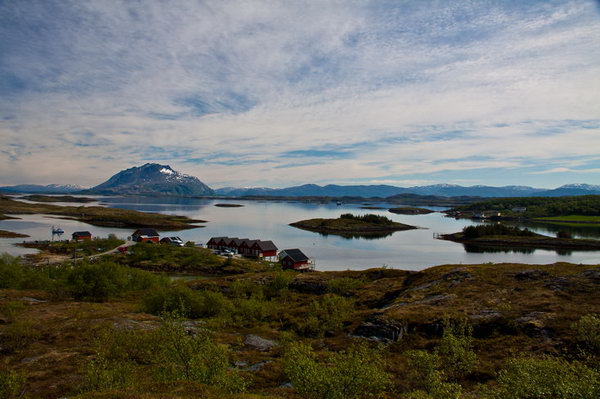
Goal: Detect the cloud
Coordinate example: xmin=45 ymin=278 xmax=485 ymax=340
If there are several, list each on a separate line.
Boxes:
xmin=0 ymin=0 xmax=599 ymax=187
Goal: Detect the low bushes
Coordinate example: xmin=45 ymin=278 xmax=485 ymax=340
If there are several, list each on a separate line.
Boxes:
xmin=284 ymin=342 xmax=391 ymax=399
xmin=462 ymin=224 xmax=536 ymax=239
xmin=484 ymin=356 xmax=600 ymax=399
xmin=81 ymin=317 xmax=246 ymax=394
xmin=292 ymin=294 xmax=354 ymax=337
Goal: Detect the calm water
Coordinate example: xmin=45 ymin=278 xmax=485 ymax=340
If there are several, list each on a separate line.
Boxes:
xmin=1 ymin=196 xmax=599 ymax=270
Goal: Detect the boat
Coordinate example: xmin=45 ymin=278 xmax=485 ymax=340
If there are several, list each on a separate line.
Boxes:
xmin=336 ymin=201 xmax=342 ymax=206
xmin=52 ymin=226 xmax=64 ymax=235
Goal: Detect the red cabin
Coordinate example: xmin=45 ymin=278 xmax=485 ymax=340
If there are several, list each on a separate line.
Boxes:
xmin=207 ymin=236 xmax=228 ymax=250
xmin=250 ymin=240 xmax=278 ymax=258
xmin=72 ymin=231 xmax=92 ymax=241
xmin=132 ymin=228 xmax=160 ymax=243
xmin=280 ymin=249 xmax=310 ymax=270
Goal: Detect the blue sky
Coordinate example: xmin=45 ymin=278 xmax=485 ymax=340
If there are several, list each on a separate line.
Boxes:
xmin=1 ymin=0 xmax=599 ymax=188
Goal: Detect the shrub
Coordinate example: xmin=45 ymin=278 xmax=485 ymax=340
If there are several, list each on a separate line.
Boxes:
xmin=340 ymin=214 xmax=395 ymax=225
xmin=66 ymin=261 xmax=166 ymax=302
xmin=435 ymin=319 xmax=477 ymax=380
xmin=484 ymin=356 xmax=600 ymax=399
xmin=0 ymin=254 xmax=24 ymax=289
xmin=572 ymin=313 xmax=600 ymax=353
xmin=143 ymin=284 xmax=233 ymax=319
xmin=284 ymin=342 xmax=391 ymax=399
xmin=265 ymin=271 xmax=295 ymax=297
xmin=0 ymin=301 xmax=26 ymax=323
xmin=462 ymin=224 xmax=536 ymax=239
xmin=0 ymin=369 xmax=25 ymax=399
xmin=294 ymin=294 xmax=354 ymax=337
xmin=403 ymin=350 xmax=462 ymax=399
xmin=81 ymin=353 xmax=135 ymax=392
xmin=153 ymin=317 xmax=246 ymax=393
xmin=1 ymin=319 xmax=41 ymax=354
xmin=229 ymin=279 xmax=263 ymax=299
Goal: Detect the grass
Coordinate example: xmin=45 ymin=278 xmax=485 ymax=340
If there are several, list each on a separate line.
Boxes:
xmin=1 ymin=248 xmax=599 ymax=399
xmin=0 ymin=196 xmax=204 ymax=230
xmin=534 ymin=215 xmax=600 ymax=223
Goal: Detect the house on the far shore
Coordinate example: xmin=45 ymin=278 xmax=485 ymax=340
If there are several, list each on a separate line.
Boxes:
xmin=72 ymin=231 xmax=92 ymax=241
xmin=132 ymin=228 xmax=160 ymax=243
xmin=279 ymin=248 xmax=311 ymax=270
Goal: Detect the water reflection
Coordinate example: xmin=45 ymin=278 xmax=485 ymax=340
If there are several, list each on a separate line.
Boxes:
xmin=1 ymin=196 xmax=599 ymax=270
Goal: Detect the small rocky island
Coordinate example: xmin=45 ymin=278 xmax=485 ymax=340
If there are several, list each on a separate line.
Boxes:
xmin=388 ymin=206 xmax=434 ymax=215
xmin=290 ymin=213 xmax=417 ymax=238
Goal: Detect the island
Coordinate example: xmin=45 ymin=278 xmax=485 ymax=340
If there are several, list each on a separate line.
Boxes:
xmin=438 ymin=224 xmax=600 ymax=250
xmin=214 ymin=203 xmax=244 ymax=207
xmin=0 ymin=195 xmax=205 ymax=230
xmin=19 ymin=195 xmax=97 ymax=203
xmin=388 ymin=206 xmax=434 ymax=215
xmin=290 ymin=213 xmax=417 ymax=238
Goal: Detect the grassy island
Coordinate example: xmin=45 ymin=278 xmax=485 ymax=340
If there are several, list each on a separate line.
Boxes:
xmin=440 ymin=224 xmax=600 ymax=250
xmin=1 ymin=247 xmax=599 ymax=399
xmin=290 ymin=213 xmax=417 ymax=238
xmin=0 ymin=196 xmax=204 ymax=230
xmin=214 ymin=203 xmax=244 ymax=207
xmin=389 ymin=206 xmax=434 ymax=215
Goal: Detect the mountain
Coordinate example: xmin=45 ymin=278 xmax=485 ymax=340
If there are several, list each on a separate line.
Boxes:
xmin=533 ymin=184 xmax=600 ymax=197
xmin=84 ymin=163 xmax=214 ymax=196
xmin=214 ymin=184 xmax=548 ymax=198
xmin=0 ymin=184 xmax=86 ymax=194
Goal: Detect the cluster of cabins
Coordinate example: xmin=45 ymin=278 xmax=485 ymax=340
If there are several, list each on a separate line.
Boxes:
xmin=207 ymin=236 xmax=312 ymax=270
xmin=71 ymin=228 xmax=183 ymax=246
xmin=69 ymin=230 xmax=313 ymax=271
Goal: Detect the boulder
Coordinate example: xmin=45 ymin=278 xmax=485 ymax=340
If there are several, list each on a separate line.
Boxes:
xmin=244 ymin=334 xmax=278 ymax=351
xmin=352 ymin=316 xmax=407 ymax=342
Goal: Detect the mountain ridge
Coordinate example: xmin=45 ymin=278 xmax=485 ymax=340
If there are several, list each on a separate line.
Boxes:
xmin=82 ymin=163 xmax=214 ymax=196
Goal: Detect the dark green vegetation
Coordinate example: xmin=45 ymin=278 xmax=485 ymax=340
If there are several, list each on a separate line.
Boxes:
xmin=20 ymin=236 xmax=125 ymax=257
xmin=214 ymin=203 xmax=244 ymax=207
xmin=290 ymin=213 xmax=417 ymax=238
xmin=389 ymin=207 xmax=434 ymax=215
xmin=0 ymin=196 xmax=204 ymax=230
xmin=451 ymin=195 xmax=600 ymax=221
xmin=440 ymin=224 xmax=600 ymax=250
xmin=0 ymin=230 xmax=29 ymax=238
xmin=20 ymin=195 xmax=96 ymax=203
xmin=1 ymin=245 xmax=599 ymax=398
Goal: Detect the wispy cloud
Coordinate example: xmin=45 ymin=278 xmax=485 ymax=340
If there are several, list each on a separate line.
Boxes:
xmin=0 ymin=0 xmax=599 ymax=188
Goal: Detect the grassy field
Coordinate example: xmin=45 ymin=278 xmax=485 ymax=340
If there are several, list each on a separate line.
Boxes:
xmin=0 ymin=196 xmax=204 ymax=230
xmin=534 ymin=215 xmax=600 ymax=223
xmin=1 ymin=249 xmax=599 ymax=399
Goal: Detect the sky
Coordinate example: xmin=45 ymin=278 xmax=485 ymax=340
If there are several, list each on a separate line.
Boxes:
xmin=1 ymin=0 xmax=600 ymax=189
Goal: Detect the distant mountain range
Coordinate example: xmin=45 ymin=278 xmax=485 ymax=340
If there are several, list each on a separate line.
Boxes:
xmin=0 ymin=183 xmax=86 ymax=194
xmin=215 ymin=183 xmax=600 ymax=198
xmin=2 ymin=164 xmax=599 ymax=198
xmin=81 ymin=163 xmax=214 ymax=196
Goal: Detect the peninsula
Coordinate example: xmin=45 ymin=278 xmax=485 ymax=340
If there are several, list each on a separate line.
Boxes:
xmin=0 ymin=195 xmax=204 ymax=230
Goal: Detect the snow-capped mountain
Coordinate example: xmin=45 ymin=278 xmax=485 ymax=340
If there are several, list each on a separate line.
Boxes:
xmin=533 ymin=184 xmax=600 ymax=197
xmin=84 ymin=163 xmax=214 ymax=196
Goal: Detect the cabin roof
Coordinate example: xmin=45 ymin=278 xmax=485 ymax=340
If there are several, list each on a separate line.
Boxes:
xmin=281 ymin=248 xmax=309 ymax=262
xmin=72 ymin=231 xmax=91 ymax=237
xmin=254 ymin=240 xmax=278 ymax=251
xmin=133 ymin=228 xmax=159 ymax=237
